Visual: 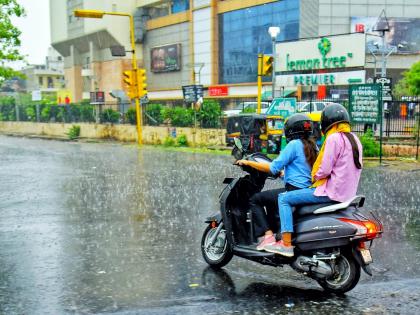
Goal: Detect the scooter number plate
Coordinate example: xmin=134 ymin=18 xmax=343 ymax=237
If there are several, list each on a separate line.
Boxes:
xmin=360 ymin=249 xmax=372 ymax=264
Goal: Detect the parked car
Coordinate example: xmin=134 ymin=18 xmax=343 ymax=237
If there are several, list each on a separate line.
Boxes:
xmin=297 ymin=101 xmax=341 ymax=113
xmin=223 ymin=101 xmax=270 ymax=117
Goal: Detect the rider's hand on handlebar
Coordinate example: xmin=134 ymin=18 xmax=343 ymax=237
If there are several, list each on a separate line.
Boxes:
xmin=235 ymin=159 xmax=249 ymax=166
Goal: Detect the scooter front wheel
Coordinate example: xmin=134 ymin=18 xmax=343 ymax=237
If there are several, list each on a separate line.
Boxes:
xmin=201 ymin=225 xmax=233 ymax=269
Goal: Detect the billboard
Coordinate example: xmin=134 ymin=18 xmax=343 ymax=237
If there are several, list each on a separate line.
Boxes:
xmin=57 ymin=90 xmax=73 ymax=105
xmin=274 ymin=33 xmax=366 ymax=72
xmin=351 ymin=17 xmax=420 ymax=54
xmin=150 ymin=43 xmax=181 ymax=73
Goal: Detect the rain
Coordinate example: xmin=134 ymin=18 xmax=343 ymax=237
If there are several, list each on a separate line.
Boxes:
xmin=0 ymin=135 xmax=419 ymax=314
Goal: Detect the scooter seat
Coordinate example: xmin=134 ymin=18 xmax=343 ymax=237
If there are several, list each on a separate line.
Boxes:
xmin=295 ymin=202 xmax=338 ymax=216
xmin=294 ymin=195 xmax=366 ymax=216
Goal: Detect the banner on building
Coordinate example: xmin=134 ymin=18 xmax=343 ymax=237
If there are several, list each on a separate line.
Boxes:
xmin=57 ymin=90 xmax=73 ymax=105
xmin=151 ymin=43 xmax=181 ymax=73
xmin=351 ymin=17 xmax=420 ymax=54
xmin=274 ymin=33 xmax=366 ymax=72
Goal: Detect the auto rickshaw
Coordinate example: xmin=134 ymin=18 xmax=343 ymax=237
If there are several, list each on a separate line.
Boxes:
xmin=225 ymin=114 xmax=284 ymax=154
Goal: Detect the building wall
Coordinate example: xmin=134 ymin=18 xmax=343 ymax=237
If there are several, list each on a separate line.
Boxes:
xmin=317 ymin=0 xmax=420 ymax=36
xmin=143 ymin=22 xmax=191 ymax=90
xmin=50 ymin=0 xmax=67 ymax=43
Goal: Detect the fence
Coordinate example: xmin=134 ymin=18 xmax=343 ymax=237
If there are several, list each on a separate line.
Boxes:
xmin=0 ymin=100 xmax=224 ymax=129
xmin=298 ymin=97 xmax=420 ymax=138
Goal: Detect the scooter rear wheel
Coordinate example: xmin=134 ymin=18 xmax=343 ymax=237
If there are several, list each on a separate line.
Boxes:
xmin=317 ymin=251 xmax=361 ymax=294
xmin=201 ymin=225 xmax=233 ymax=269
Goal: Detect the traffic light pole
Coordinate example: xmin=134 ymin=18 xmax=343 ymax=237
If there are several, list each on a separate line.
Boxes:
xmin=257 ymin=54 xmax=263 ymax=114
xmin=128 ymin=15 xmax=142 ymax=145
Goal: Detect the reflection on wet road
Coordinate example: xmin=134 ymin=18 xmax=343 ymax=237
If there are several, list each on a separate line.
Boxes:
xmin=0 ymin=136 xmax=419 ymax=314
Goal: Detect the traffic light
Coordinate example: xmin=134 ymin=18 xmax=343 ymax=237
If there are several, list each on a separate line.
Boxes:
xmin=123 ymin=70 xmax=137 ymax=99
xmin=262 ymin=55 xmax=273 ymax=76
xmin=137 ymin=68 xmax=148 ymax=97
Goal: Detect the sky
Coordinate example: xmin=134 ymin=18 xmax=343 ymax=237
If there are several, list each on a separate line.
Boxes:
xmin=12 ymin=0 xmax=51 ymax=68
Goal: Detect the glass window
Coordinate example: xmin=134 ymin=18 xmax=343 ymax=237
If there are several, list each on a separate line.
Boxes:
xmin=219 ymin=0 xmax=300 ymax=84
xmin=171 ymin=0 xmax=189 ymax=14
xmin=38 ymin=77 xmax=43 ymax=85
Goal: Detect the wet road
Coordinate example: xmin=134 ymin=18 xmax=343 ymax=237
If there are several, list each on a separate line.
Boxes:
xmin=0 ymin=135 xmax=419 ymax=315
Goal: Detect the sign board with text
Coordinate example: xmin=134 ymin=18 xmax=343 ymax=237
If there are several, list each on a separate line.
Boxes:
xmin=182 ymin=85 xmax=203 ymax=103
xmin=349 ymin=84 xmax=382 ymax=124
xmin=151 ymin=43 xmax=181 ymax=73
xmin=208 ymin=85 xmax=228 ymax=96
xmin=275 ymin=33 xmax=366 ymax=72
xmin=266 ymin=98 xmax=297 ymax=119
xmin=375 ymin=77 xmax=392 ymax=101
xmin=276 ymin=70 xmax=365 ymax=87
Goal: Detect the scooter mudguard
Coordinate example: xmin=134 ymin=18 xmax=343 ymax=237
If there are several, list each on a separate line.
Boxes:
xmin=294 ymin=215 xmax=357 ymax=251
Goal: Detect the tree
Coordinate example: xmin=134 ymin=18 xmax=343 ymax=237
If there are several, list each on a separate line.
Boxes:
xmin=393 ymin=60 xmax=420 ymax=97
xmin=0 ymin=0 xmax=25 ymax=85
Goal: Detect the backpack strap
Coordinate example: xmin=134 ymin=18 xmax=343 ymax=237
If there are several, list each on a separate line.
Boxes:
xmin=342 ymin=132 xmax=362 ymax=169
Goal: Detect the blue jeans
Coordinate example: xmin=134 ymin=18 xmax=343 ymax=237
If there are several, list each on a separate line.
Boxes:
xmin=278 ymin=188 xmax=332 ymax=233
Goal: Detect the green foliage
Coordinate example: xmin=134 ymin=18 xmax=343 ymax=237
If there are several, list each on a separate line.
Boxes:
xmin=101 ymin=108 xmax=120 ymax=123
xmin=198 ymin=99 xmax=221 ymax=128
xmin=163 ymin=136 xmax=176 ymax=146
xmin=146 ymin=103 xmax=164 ymax=125
xmin=67 ymin=125 xmax=81 ymax=140
xmin=25 ymin=105 xmax=36 ymax=121
xmin=0 ymin=0 xmax=25 ymax=85
xmin=163 ymin=106 xmax=194 ymax=127
xmin=394 ymin=60 xmax=420 ymax=97
xmin=125 ymin=107 xmax=137 ymax=125
xmin=242 ymin=107 xmax=256 ymax=113
xmin=176 ymin=134 xmax=188 ymax=147
xmin=360 ymin=129 xmax=380 ymax=157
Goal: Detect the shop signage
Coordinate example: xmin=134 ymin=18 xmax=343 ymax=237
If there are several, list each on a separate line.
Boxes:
xmin=208 ymin=85 xmax=228 ymax=96
xmin=276 ymin=70 xmax=366 ymax=87
xmin=266 ymin=98 xmax=297 ymax=118
xmin=349 ymin=84 xmax=382 ymax=124
xmin=275 ymin=33 xmax=365 ymax=72
xmin=182 ymin=85 xmax=203 ymax=103
xmin=90 ymin=91 xmax=105 ymax=104
xmin=151 ymin=43 xmax=181 ymax=73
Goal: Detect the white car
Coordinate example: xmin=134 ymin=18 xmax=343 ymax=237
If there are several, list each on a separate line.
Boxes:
xmin=223 ymin=101 xmax=270 ymax=117
xmin=297 ymin=101 xmax=341 ymax=113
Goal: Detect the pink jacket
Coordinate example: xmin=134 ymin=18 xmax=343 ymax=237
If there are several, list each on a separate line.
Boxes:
xmin=314 ymin=132 xmax=363 ymax=202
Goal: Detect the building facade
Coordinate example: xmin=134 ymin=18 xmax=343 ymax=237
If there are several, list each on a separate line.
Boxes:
xmin=50 ymin=0 xmax=420 ymax=104
xmin=21 ymin=47 xmax=65 ymax=93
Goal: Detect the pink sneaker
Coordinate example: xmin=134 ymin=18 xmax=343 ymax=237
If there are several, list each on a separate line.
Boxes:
xmin=264 ymin=240 xmax=294 ymax=257
xmin=256 ymin=234 xmax=276 ymax=251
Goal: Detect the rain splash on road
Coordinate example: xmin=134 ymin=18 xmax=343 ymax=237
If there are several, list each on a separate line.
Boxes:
xmin=0 ymin=135 xmax=419 ymax=314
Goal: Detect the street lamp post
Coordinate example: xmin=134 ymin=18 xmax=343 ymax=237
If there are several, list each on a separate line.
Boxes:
xmin=74 ymin=9 xmax=143 ymax=145
xmin=268 ymin=26 xmax=280 ymax=100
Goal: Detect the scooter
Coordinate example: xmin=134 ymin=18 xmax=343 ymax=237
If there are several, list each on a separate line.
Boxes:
xmin=201 ymin=138 xmax=383 ymax=294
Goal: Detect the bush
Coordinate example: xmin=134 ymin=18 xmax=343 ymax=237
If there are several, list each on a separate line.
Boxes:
xmin=146 ymin=103 xmax=164 ymax=125
xmin=67 ymin=125 xmax=81 ymax=140
xmin=80 ymin=104 xmax=95 ymax=122
xmin=25 ymin=105 xmax=37 ymax=122
xmin=125 ymin=107 xmax=137 ymax=125
xmin=198 ymin=99 xmax=221 ymax=128
xmin=360 ymin=129 xmax=380 ymax=157
xmin=163 ymin=106 xmax=194 ymax=127
xmin=163 ymin=136 xmax=176 ymax=146
xmin=176 ymin=134 xmax=188 ymax=146
xmin=101 ymin=108 xmax=120 ymax=123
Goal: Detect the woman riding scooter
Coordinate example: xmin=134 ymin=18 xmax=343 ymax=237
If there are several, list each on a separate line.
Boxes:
xmin=236 ymin=113 xmax=318 ymax=250
xmin=264 ymin=104 xmax=363 ymax=257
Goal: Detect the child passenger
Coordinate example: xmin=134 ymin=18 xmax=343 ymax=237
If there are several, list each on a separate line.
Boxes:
xmin=264 ymin=104 xmax=363 ymax=257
